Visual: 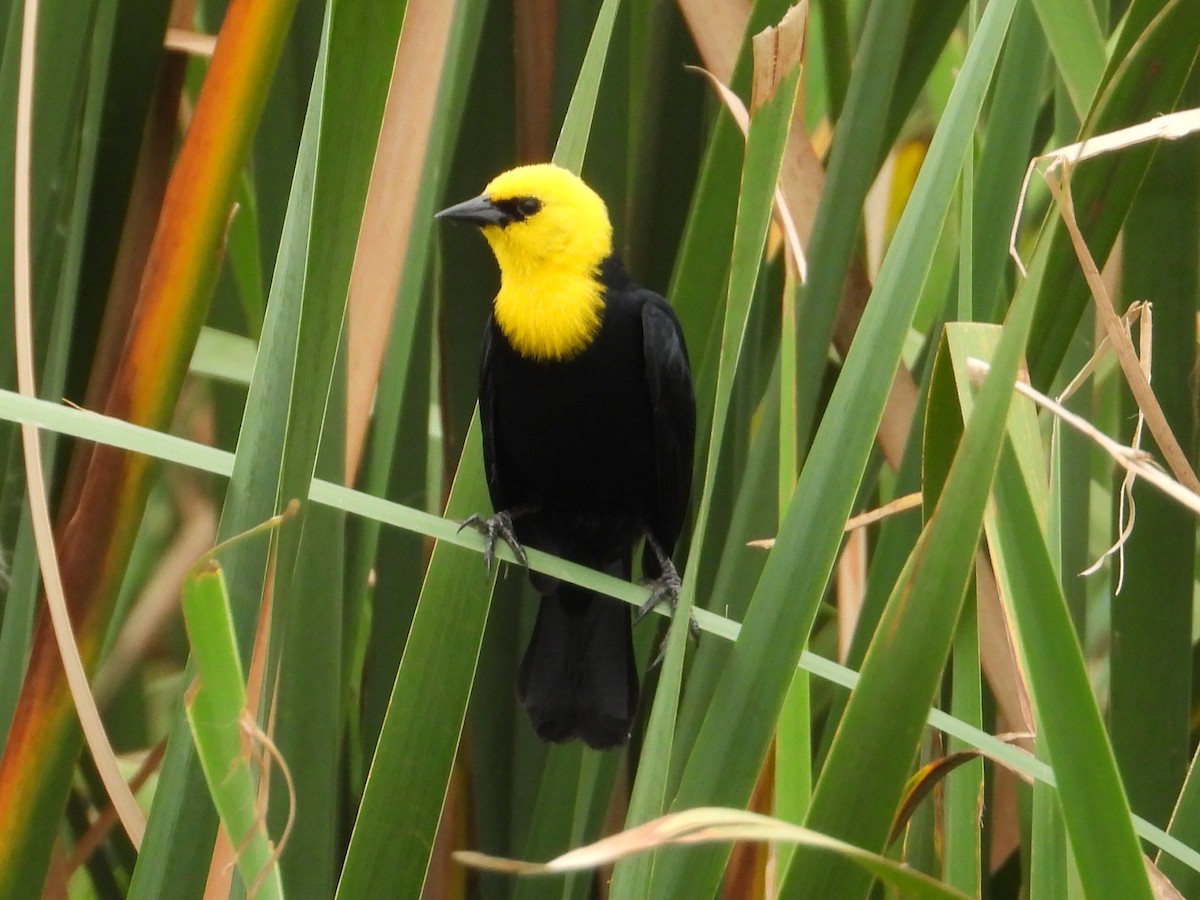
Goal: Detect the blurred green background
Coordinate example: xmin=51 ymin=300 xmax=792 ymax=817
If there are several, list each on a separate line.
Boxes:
xmin=1 ymin=0 xmax=1200 ymax=897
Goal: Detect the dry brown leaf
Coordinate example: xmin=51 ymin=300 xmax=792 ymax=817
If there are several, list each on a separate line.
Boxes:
xmin=976 ymin=557 xmax=1035 ymax=735
xmin=1009 ymin=111 xmax=1200 ymax=496
xmin=676 ymin=0 xmax=752 ymax=85
xmin=344 ymin=0 xmax=458 ymax=484
xmin=748 ymin=491 xmax=923 ymax=548
xmin=1076 ymin=303 xmax=1151 ymax=590
xmin=683 ymin=0 xmax=911 ymax=467
xmin=967 ymin=356 xmax=1200 ymax=518
xmin=889 ymin=732 xmax=1036 ymax=845
xmin=750 ymin=2 xmax=807 ymax=113
xmin=1147 ymin=854 xmax=1187 ymax=900
xmin=1047 ymin=171 xmax=1200 ymax=495
xmin=836 ymin=528 xmax=867 ymax=662
xmin=203 ymin=819 xmax=236 ymax=899
xmin=455 ymin=807 xmax=843 ymax=874
xmin=1011 ymin=107 xmax=1200 ymax=264
xmin=679 ymin=6 xmax=1038 ymax=870
xmin=687 ymin=66 xmax=808 ymax=282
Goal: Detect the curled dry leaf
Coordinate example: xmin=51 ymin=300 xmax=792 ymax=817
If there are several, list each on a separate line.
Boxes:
xmin=1008 ymin=108 xmax=1200 ymax=500
xmin=966 ymin=357 xmax=1200 ymax=519
xmin=685 ymin=62 xmax=808 ymax=282
xmin=238 ymin=712 xmax=296 ymax=895
xmin=1011 ymin=105 xmax=1200 ymax=270
xmin=1074 ymin=304 xmax=1151 ymax=590
xmin=455 ymin=807 xmax=972 ymax=898
xmin=1045 ymin=171 xmax=1200 ymax=497
xmin=889 ymin=733 xmax=1037 ymax=846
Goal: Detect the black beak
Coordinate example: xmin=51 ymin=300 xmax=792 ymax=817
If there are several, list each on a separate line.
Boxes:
xmin=435 ymin=194 xmax=509 ymax=227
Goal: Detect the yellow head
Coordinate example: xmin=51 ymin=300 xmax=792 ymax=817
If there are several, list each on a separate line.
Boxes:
xmin=436 ymin=163 xmax=613 ymax=361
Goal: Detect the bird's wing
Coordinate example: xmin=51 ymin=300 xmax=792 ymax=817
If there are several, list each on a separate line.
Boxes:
xmin=479 ymin=317 xmax=512 ymax=513
xmin=641 ymin=292 xmax=696 ymax=556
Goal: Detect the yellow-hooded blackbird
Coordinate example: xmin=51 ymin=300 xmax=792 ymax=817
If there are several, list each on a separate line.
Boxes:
xmin=436 ymin=163 xmax=695 ymax=750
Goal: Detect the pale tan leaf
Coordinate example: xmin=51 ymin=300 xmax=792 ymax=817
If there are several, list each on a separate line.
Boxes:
xmin=165 ymin=27 xmax=216 ymax=57
xmin=1147 ymin=854 xmax=1186 ymax=900
xmin=747 ymin=491 xmax=922 ymax=548
xmin=344 ymin=0 xmax=458 ymax=484
xmin=977 ymin=557 xmax=1035 ymax=735
xmin=676 ymin=0 xmax=752 ymax=84
xmin=1046 ymin=171 xmax=1200 ymax=495
xmin=455 ymin=807 xmax=972 ymax=898
xmin=966 ymin=357 xmax=1200 ymax=518
xmin=1009 ymin=110 xmax=1200 ymax=495
xmin=750 ymin=2 xmax=807 ymax=112
xmin=12 ymin=0 xmax=145 ymax=850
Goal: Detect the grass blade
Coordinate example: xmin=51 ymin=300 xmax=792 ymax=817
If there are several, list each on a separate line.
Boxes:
xmin=651 ymin=1 xmax=1019 ymax=893
xmin=183 ymin=562 xmax=284 ymax=900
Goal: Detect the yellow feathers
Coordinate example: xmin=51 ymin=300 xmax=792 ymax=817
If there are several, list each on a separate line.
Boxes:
xmin=480 ymin=164 xmax=613 ymax=362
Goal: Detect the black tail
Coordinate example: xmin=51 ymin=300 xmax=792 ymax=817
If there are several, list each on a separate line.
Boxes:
xmin=516 ymin=561 xmax=637 ymax=750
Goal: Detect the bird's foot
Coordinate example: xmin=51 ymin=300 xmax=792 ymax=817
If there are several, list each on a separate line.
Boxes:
xmin=635 ymin=540 xmax=700 ymax=669
xmin=635 ymin=559 xmax=701 ymax=638
xmin=459 ymin=510 xmax=527 ymax=574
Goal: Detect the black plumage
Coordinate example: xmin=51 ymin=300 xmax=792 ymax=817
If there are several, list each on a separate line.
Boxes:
xmin=437 ymin=164 xmax=695 ymax=750
xmin=479 ymin=256 xmax=695 ymax=748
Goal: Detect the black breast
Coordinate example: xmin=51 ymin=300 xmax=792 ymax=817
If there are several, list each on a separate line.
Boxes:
xmin=482 ymin=285 xmax=657 ymax=565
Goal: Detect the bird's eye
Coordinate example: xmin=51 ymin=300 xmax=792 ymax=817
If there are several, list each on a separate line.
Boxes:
xmin=517 ymin=197 xmax=542 ymax=218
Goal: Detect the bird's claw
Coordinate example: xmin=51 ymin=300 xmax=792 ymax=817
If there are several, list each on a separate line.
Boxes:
xmin=634 ymin=558 xmax=680 ymax=622
xmin=636 ymin=554 xmax=700 ymax=671
xmin=459 ymin=511 xmax=527 ymax=574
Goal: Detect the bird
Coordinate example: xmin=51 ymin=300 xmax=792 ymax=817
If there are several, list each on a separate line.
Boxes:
xmin=436 ymin=163 xmax=696 ymax=750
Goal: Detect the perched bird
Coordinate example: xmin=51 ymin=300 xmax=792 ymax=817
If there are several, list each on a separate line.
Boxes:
xmin=436 ymin=163 xmax=695 ymax=750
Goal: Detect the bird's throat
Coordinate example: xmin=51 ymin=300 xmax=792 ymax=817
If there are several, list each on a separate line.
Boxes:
xmin=493 ymin=272 xmax=605 ymax=362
